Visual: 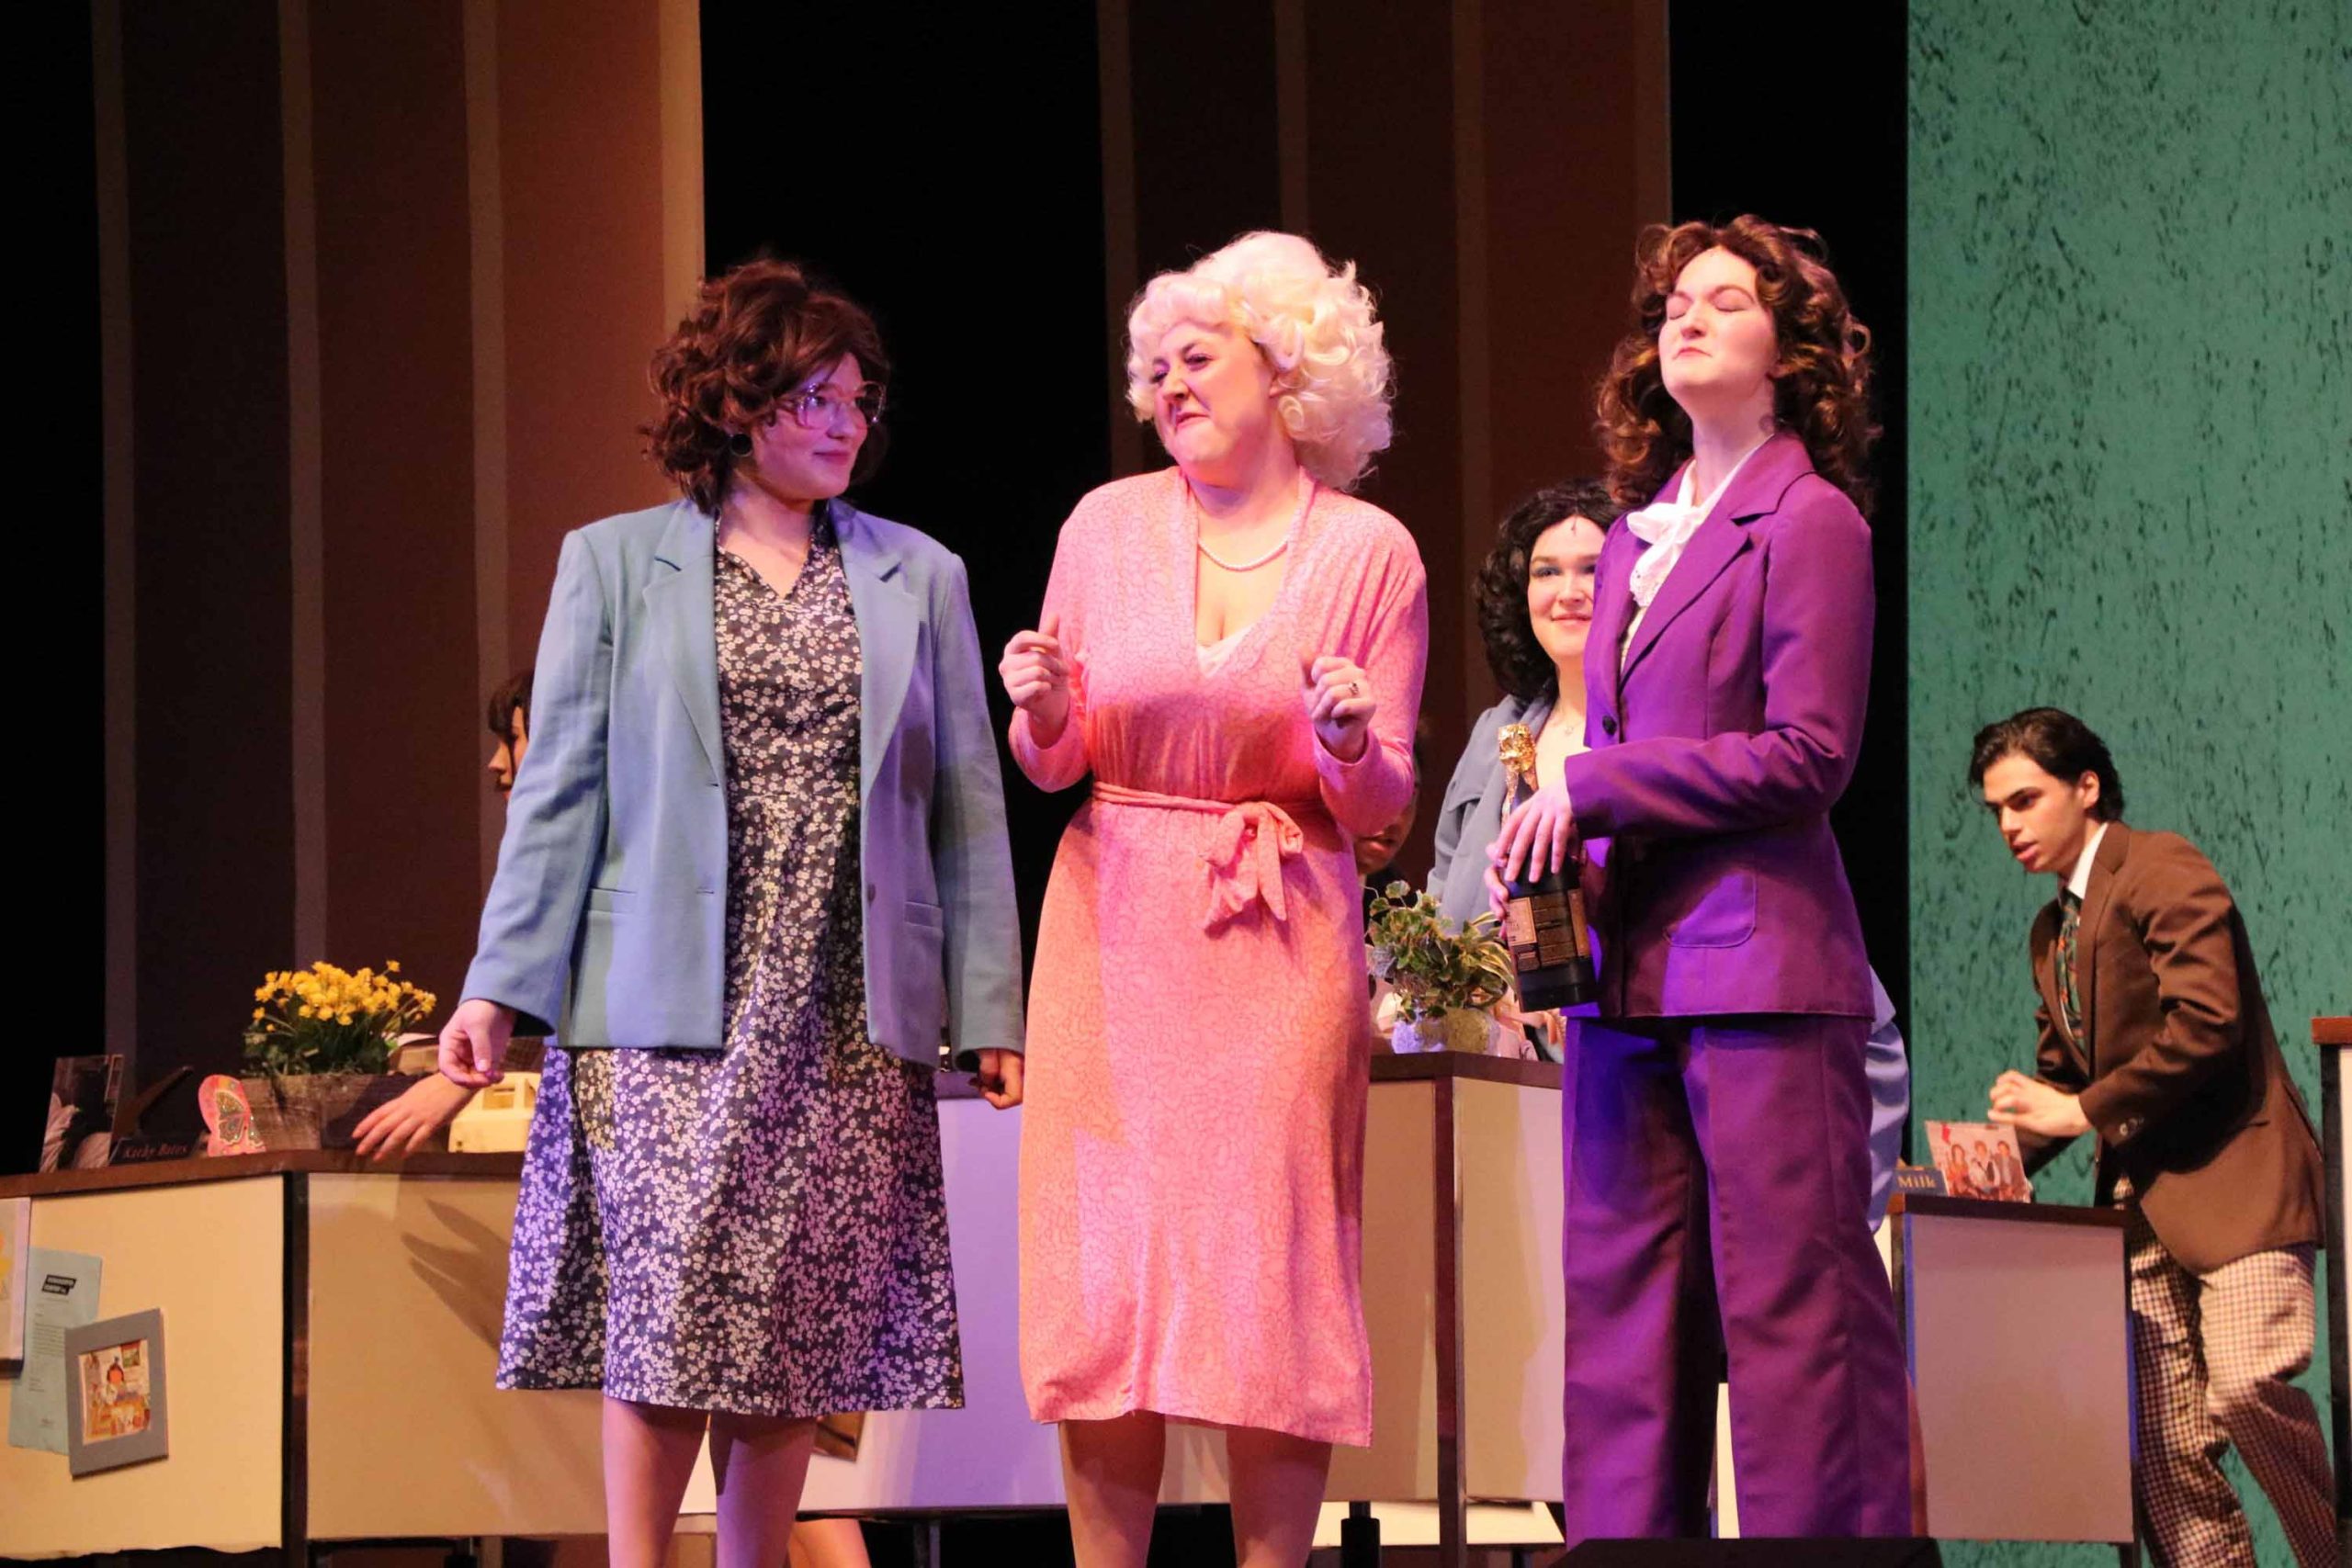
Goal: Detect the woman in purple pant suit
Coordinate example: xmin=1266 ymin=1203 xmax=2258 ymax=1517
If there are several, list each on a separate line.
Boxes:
xmin=1492 ymin=217 xmax=1909 ymax=1541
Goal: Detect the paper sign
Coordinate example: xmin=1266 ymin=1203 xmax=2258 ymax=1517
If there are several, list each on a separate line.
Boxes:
xmin=1 ymin=1197 xmax=30 ymax=1365
xmin=6 ymin=1248 xmax=102 ymax=1453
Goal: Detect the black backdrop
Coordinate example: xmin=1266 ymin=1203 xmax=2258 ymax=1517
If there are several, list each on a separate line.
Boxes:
xmin=26 ymin=7 xmax=105 ymax=1175
xmin=1667 ymin=3 xmax=1913 ymax=1034
xmin=702 ymin=5 xmax=1113 ymax=998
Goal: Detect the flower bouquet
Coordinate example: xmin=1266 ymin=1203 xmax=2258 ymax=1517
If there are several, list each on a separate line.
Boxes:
xmin=240 ymin=962 xmax=437 ymax=1147
xmin=1364 ymin=882 xmax=1516 ymax=1055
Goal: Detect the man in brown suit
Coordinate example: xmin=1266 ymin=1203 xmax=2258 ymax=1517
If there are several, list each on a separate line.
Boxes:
xmin=1971 ymin=707 xmax=2332 ymax=1567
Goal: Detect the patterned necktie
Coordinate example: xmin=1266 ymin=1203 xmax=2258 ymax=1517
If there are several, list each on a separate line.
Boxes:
xmin=2055 ymin=891 xmax=2085 ymax=1044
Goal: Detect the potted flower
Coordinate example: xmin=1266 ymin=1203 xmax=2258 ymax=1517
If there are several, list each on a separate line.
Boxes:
xmin=1364 ymin=882 xmax=1516 ymax=1055
xmin=242 ymin=962 xmax=437 ymax=1148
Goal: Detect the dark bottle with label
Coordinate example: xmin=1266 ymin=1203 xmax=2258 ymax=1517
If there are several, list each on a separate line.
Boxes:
xmin=1497 ymin=723 xmax=1598 ymax=1011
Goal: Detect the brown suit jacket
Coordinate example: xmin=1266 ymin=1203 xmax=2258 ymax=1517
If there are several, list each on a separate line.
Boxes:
xmin=2023 ymin=821 xmax=2324 ymax=1273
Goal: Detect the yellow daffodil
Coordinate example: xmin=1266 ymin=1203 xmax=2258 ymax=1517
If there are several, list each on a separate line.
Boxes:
xmin=248 ymin=957 xmax=431 ymax=1077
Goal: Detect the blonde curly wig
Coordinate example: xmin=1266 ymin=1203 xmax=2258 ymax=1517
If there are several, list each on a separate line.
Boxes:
xmin=1123 ymin=231 xmax=1394 ymax=491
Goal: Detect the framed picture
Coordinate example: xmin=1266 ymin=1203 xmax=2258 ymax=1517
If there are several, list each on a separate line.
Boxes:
xmin=42 ymin=1055 xmax=124 ymax=1173
xmin=63 ymin=1308 xmax=168 ymax=1476
xmin=1923 ymin=1119 xmax=2033 ymax=1202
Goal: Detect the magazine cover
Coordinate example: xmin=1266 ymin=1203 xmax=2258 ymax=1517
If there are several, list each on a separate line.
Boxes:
xmin=41 ymin=1055 xmax=125 ymax=1173
xmin=1924 ymin=1120 xmax=2032 ymax=1201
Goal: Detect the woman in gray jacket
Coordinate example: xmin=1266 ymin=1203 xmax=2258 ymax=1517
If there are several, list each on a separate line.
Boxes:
xmin=439 ymin=260 xmax=1023 ymax=1568
xmin=1429 ymin=478 xmax=1906 ymax=1222
xmin=1427 ymin=479 xmax=1616 ymax=959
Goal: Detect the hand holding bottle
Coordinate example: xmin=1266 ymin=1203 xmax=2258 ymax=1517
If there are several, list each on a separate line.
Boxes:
xmin=1491 ymin=778 xmax=1579 ymax=885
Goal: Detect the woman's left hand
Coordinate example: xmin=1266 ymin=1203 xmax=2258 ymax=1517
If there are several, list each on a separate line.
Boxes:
xmin=1303 ymin=654 xmax=1375 ymax=763
xmin=972 ymin=1048 xmax=1023 ymax=1111
xmin=1489 ymin=780 xmax=1579 ymax=885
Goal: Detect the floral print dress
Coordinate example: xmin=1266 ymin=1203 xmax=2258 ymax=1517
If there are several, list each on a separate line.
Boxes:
xmin=496 ymin=517 xmax=963 ymax=1417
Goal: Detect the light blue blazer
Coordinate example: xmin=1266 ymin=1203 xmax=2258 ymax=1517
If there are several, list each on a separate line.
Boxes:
xmin=460 ymin=498 xmax=1024 ymax=1069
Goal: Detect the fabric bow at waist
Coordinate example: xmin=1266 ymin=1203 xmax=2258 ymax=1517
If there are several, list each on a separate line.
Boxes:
xmin=1091 ymin=782 xmax=1318 ymax=929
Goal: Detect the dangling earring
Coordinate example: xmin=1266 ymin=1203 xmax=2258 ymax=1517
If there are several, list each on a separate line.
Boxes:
xmin=727 ymin=431 xmax=753 ymax=457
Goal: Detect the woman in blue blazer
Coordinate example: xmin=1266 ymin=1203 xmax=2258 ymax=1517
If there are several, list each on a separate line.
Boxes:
xmin=440 ymin=259 xmax=1023 ymax=1566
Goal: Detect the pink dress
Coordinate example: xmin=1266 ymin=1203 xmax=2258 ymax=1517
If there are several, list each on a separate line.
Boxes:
xmin=1012 ymin=468 xmax=1428 ymax=1445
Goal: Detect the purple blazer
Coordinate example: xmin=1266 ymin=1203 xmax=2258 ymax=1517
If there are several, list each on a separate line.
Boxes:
xmin=1562 ymin=432 xmax=1874 ymax=1020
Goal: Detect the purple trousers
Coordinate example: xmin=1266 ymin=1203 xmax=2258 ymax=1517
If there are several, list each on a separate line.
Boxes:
xmin=1560 ymin=1014 xmax=1910 ymax=1541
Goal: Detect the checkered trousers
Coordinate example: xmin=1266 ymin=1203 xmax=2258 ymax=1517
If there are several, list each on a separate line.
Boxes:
xmin=2120 ymin=1190 xmax=2336 ymax=1567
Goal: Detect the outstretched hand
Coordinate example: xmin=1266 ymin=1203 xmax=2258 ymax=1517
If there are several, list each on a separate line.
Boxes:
xmin=352 ymin=1075 xmax=474 ymax=1160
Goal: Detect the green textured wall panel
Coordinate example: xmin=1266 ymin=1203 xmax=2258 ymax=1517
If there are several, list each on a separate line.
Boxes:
xmin=1909 ymin=1 xmax=2349 ymax=1562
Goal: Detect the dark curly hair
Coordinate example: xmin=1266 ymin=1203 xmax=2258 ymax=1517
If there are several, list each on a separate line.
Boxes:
xmin=1476 ymin=479 xmax=1623 ymax=702
xmin=1595 ymin=216 xmax=1877 ymax=513
xmin=1968 ymin=707 xmax=2126 ymax=821
xmin=644 ymin=258 xmax=891 ymax=515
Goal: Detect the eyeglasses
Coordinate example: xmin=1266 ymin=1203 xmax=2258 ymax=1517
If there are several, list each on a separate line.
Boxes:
xmin=781 ymin=381 xmax=888 ymax=430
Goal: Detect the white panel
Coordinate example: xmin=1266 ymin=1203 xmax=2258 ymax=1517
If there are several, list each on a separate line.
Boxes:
xmin=1907 ymin=1211 xmax=2132 ymax=1543
xmin=1458 ymin=1077 xmax=1564 ymax=1501
xmin=308 ymin=1172 xmax=605 ymax=1538
xmin=0 ymin=1179 xmax=284 ymax=1554
xmin=1319 ymin=1078 xmax=1438 ymax=1502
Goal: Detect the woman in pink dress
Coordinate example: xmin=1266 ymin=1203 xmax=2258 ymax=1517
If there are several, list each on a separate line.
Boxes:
xmin=999 ymin=231 xmax=1426 ymax=1567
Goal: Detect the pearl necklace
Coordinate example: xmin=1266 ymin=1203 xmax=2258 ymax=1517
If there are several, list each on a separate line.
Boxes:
xmin=1193 ymin=474 xmax=1315 ymax=572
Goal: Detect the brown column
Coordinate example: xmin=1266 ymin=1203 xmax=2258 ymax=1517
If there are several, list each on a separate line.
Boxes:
xmin=495 ymin=0 xmax=678 ymax=649
xmin=1478 ymin=0 xmax=1668 ymax=506
xmin=1462 ymin=0 xmax=1669 ymax=769
xmin=101 ymin=0 xmax=700 ymax=1083
xmin=1300 ymin=0 xmax=1467 ymax=881
xmin=307 ymin=0 xmax=481 ymax=1004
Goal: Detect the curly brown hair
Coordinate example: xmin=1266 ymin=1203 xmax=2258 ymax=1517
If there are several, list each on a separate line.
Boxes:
xmin=644 ymin=258 xmax=891 ymax=515
xmin=1476 ymin=479 xmax=1622 ymax=702
xmin=1594 ymin=216 xmax=1877 ymax=513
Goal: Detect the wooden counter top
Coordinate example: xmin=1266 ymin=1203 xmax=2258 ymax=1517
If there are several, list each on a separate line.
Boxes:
xmin=1371 ymin=1051 xmax=1562 ymax=1089
xmin=0 ymin=1148 xmax=524 ymax=1199
xmin=1891 ymin=1191 xmax=2126 ymax=1228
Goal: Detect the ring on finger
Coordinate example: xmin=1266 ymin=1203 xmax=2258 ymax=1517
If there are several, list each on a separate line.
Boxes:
xmin=1347 ymin=680 xmax=1362 ymax=697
